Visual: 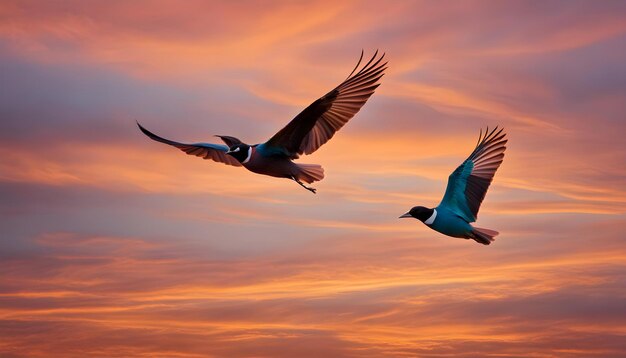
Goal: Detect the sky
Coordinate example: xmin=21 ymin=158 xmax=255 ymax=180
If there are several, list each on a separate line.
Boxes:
xmin=1 ymin=0 xmax=626 ymax=357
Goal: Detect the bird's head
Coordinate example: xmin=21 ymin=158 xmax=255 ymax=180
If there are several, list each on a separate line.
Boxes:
xmin=215 ymin=135 xmax=251 ymax=163
xmin=399 ymin=206 xmax=434 ymax=222
xmin=226 ymin=143 xmax=252 ymax=163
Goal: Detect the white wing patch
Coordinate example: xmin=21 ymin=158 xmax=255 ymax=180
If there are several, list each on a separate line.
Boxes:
xmin=424 ymin=209 xmax=437 ymax=225
xmin=242 ymin=147 xmax=252 ymax=164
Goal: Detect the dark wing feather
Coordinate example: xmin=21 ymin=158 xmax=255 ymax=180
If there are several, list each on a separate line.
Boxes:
xmin=439 ymin=127 xmax=507 ymax=222
xmin=262 ymin=51 xmax=387 ymax=158
xmin=215 ymin=135 xmax=242 ymax=147
xmin=137 ymin=123 xmax=242 ymax=167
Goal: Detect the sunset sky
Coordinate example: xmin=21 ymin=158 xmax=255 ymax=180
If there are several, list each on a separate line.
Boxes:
xmin=2 ymin=1 xmax=626 ymax=357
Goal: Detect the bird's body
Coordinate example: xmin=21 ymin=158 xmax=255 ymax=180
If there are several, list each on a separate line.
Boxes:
xmin=400 ymin=127 xmax=507 ymax=245
xmin=241 ymin=144 xmax=324 ymax=184
xmin=138 ymin=51 xmax=386 ymax=193
xmin=427 ymin=207 xmax=473 ymax=238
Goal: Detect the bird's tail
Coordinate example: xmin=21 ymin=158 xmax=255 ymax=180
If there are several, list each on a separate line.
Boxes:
xmin=295 ymin=164 xmax=325 ymax=184
xmin=469 ymin=227 xmax=499 ymax=245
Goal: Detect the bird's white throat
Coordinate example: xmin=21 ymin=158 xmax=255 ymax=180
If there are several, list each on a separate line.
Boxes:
xmin=242 ymin=147 xmax=252 ymax=164
xmin=424 ymin=209 xmax=437 ymax=225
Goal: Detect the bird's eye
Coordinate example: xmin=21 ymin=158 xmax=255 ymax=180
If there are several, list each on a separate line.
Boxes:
xmin=234 ymin=147 xmax=240 ymax=152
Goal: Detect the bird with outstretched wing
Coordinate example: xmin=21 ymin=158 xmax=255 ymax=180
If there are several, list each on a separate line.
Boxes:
xmin=138 ymin=51 xmax=387 ymax=193
xmin=400 ymin=127 xmax=507 ymax=245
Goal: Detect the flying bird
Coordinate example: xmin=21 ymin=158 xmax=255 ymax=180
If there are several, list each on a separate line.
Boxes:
xmin=400 ymin=127 xmax=507 ymax=245
xmin=138 ymin=51 xmax=387 ymax=193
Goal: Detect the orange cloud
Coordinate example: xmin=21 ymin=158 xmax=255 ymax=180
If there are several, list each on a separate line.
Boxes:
xmin=2 ymin=1 xmax=626 ymax=357
xmin=2 ymin=228 xmax=626 ymax=357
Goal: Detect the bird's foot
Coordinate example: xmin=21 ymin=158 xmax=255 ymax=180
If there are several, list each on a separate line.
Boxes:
xmin=292 ymin=177 xmax=317 ymax=194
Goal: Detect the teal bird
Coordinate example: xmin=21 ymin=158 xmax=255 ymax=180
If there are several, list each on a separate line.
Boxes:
xmin=400 ymin=127 xmax=507 ymax=245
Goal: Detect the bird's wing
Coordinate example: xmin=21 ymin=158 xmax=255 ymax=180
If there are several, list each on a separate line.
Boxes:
xmin=438 ymin=127 xmax=507 ymax=223
xmin=137 ymin=123 xmax=242 ymax=167
xmin=260 ymin=50 xmax=387 ymax=158
xmin=215 ymin=135 xmax=242 ymax=147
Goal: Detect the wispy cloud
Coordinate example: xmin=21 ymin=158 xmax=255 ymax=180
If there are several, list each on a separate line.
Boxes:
xmin=2 ymin=0 xmax=626 ymax=357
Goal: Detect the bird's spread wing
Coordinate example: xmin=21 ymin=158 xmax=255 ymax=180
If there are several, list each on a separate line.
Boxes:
xmin=261 ymin=51 xmax=387 ymax=158
xmin=137 ymin=123 xmax=242 ymax=167
xmin=438 ymin=127 xmax=507 ymax=223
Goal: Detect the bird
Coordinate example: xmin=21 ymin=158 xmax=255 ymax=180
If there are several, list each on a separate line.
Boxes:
xmin=399 ymin=127 xmax=507 ymax=245
xmin=137 ymin=51 xmax=387 ymax=193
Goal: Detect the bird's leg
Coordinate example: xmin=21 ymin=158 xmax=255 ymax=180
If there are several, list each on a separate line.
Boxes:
xmin=291 ymin=176 xmax=317 ymax=194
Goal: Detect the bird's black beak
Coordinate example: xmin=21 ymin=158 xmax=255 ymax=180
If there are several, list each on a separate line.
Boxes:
xmin=399 ymin=212 xmax=412 ymax=219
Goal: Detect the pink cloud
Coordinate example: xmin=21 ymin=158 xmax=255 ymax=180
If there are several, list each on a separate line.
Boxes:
xmin=1 ymin=1 xmax=626 ymax=357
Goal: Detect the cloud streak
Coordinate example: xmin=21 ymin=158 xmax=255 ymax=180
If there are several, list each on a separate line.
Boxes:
xmin=2 ymin=1 xmax=626 ymax=357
